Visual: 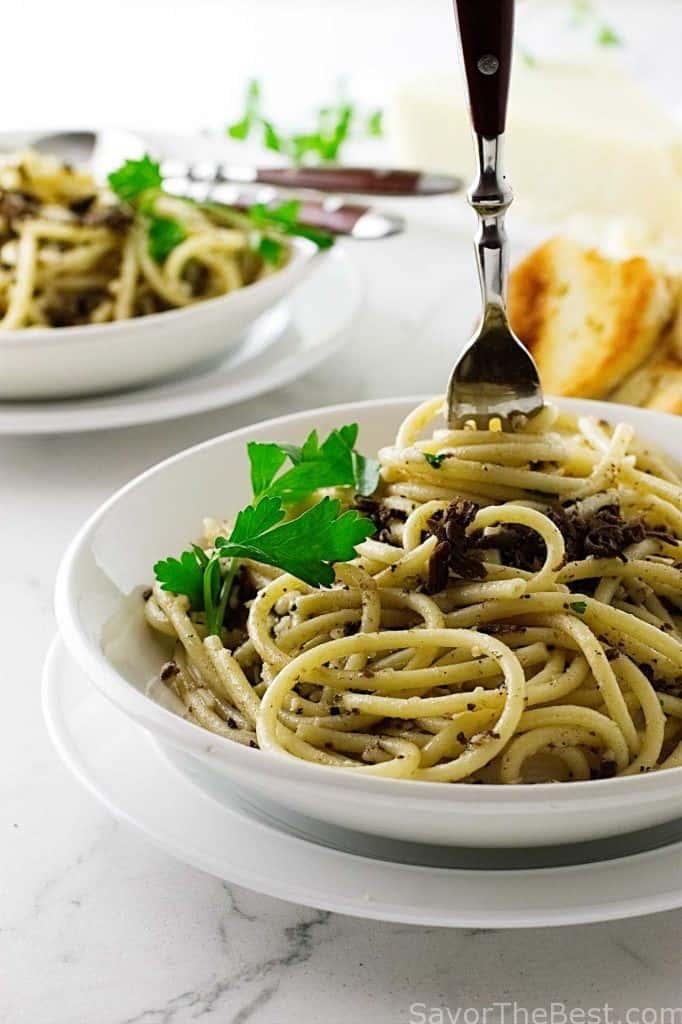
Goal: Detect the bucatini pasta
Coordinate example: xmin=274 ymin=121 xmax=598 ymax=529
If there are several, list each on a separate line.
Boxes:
xmin=145 ymin=397 xmax=682 ymax=784
xmin=0 ymin=150 xmax=289 ymax=329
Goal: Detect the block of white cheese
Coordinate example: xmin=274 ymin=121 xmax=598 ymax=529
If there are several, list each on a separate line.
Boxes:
xmin=388 ymin=59 xmax=682 ymax=257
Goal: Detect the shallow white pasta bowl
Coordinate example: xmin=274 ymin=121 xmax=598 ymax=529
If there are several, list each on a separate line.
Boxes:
xmin=0 ymin=238 xmax=319 ymax=400
xmin=55 ymin=396 xmax=682 ymax=848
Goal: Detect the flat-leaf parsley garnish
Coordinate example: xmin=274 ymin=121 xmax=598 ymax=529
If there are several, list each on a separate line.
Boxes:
xmin=147 ymin=216 xmax=187 ymax=263
xmin=108 ymin=155 xmax=163 ymax=202
xmin=216 ymin=495 xmax=374 ymax=587
xmin=248 ymin=423 xmax=380 ymax=504
xmin=153 ymin=547 xmax=207 ymax=611
xmin=108 ymin=155 xmax=186 ymax=264
xmin=248 ymin=200 xmax=334 ymax=251
xmin=154 ymin=495 xmax=375 ymax=633
xmin=226 ymin=78 xmax=383 ymax=164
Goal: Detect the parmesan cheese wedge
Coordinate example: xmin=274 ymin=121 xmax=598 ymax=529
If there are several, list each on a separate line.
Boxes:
xmin=389 ymin=60 xmax=682 ymax=250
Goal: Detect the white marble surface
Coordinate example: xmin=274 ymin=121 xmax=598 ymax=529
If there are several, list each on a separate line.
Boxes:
xmin=3 ymin=203 xmax=682 ymax=1024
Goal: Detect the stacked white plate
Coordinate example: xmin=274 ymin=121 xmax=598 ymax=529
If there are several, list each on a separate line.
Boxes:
xmin=0 ymin=247 xmax=362 ymax=435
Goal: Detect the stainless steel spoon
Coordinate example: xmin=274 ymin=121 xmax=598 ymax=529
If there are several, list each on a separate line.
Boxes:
xmin=447 ymin=0 xmax=543 ymax=430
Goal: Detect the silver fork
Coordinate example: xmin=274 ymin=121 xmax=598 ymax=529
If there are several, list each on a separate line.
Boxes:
xmin=447 ymin=0 xmax=543 ymax=430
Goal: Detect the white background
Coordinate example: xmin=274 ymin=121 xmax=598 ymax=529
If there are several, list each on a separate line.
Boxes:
xmin=5 ymin=0 xmax=681 ymax=132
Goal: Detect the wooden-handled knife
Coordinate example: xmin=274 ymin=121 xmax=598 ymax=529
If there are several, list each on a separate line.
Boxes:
xmin=161 ymin=161 xmax=461 ymax=197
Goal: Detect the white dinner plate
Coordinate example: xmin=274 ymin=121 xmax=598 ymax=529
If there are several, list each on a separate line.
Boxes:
xmin=43 ymin=635 xmax=682 ymax=928
xmin=0 ymin=247 xmax=361 ymax=435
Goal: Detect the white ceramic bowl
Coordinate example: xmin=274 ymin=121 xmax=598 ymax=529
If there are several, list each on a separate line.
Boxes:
xmin=55 ymin=397 xmax=682 ymax=848
xmin=0 ymin=238 xmax=319 ymax=399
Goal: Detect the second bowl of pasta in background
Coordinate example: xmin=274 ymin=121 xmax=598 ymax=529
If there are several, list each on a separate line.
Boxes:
xmin=0 ymin=237 xmax=319 ymax=400
xmin=54 ymin=396 xmax=682 ymax=847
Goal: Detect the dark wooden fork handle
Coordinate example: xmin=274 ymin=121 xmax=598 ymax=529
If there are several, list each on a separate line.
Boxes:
xmin=452 ymin=0 xmax=514 ymax=139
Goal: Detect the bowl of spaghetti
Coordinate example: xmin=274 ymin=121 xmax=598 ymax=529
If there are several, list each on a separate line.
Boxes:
xmin=55 ymin=396 xmax=682 ymax=847
xmin=0 ymin=151 xmax=321 ymax=399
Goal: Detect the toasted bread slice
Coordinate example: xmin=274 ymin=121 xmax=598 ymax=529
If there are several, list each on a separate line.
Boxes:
xmin=643 ymin=360 xmax=682 ymax=416
xmin=611 ymin=350 xmax=682 ymax=415
xmin=508 ymin=238 xmax=675 ymax=398
xmin=665 ymin=277 xmax=682 ymax=361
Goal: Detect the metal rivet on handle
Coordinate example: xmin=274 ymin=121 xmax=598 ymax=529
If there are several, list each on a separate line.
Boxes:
xmin=477 ymin=54 xmax=499 ymax=75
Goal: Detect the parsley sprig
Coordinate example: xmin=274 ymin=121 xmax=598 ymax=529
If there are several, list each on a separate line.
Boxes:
xmin=108 ymin=156 xmax=185 ymax=265
xmin=227 ymin=78 xmax=383 ymax=165
xmin=519 ymin=0 xmax=621 ymax=66
xmin=154 ymin=496 xmax=375 ymax=632
xmin=153 ymin=424 xmax=379 ymax=634
xmin=107 ymin=155 xmax=163 ymax=202
xmin=147 ymin=216 xmax=187 ymax=263
xmin=108 ymin=155 xmax=334 ymax=268
xmin=219 ymin=495 xmax=374 ymax=585
xmin=249 ymin=199 xmax=334 ymax=253
xmin=248 ymin=422 xmax=380 ymax=504
xmin=569 ymin=0 xmax=622 ymax=44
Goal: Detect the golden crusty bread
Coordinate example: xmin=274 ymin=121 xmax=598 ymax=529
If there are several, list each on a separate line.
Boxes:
xmin=665 ymin=277 xmax=682 ymax=361
xmin=644 ymin=363 xmax=682 ymax=415
xmin=508 ymin=237 xmax=675 ymax=399
xmin=611 ymin=351 xmax=682 ymax=415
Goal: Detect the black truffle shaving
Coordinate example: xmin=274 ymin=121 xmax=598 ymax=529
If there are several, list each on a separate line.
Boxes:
xmin=0 ymin=189 xmax=40 ymax=221
xmin=478 ymin=502 xmax=653 ymax=573
xmin=425 ymin=500 xmax=485 ymax=592
xmin=352 ymin=495 xmax=407 ymax=544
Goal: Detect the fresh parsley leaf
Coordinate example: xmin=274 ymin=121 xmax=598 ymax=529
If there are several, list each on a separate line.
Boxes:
xmin=244 ymin=78 xmax=262 ymax=115
xmin=570 ymin=601 xmax=588 ymax=614
xmin=108 ymin=155 xmax=162 ymax=202
xmin=596 ymin=24 xmax=621 ymax=46
xmin=366 ymin=109 xmax=383 ymax=137
xmin=568 ymin=1 xmax=621 ymax=48
xmin=248 ymin=424 xmax=380 ymax=504
xmin=290 ymin=133 xmax=324 ymax=163
xmin=147 ymin=216 xmax=187 ymax=263
xmin=154 ymin=548 xmax=206 ymax=609
xmin=570 ymin=0 xmax=592 ymax=25
xmin=352 ymin=453 xmax=380 ymax=496
xmin=191 ymin=543 xmax=209 ymax=568
xmin=338 ymin=424 xmax=359 ymax=448
xmin=247 ymin=442 xmax=287 ymax=496
xmin=225 ymin=81 xmax=382 ymax=165
xmin=227 ymin=79 xmax=263 ymax=139
xmin=227 ymin=117 xmax=251 ymax=141
xmin=284 ymin=222 xmax=335 ymax=249
xmin=257 ymin=235 xmax=284 ymax=266
xmin=315 ymin=102 xmax=354 ymax=161
xmin=424 ymin=452 xmax=447 ymax=469
xmin=217 ymin=496 xmax=375 ymax=586
xmin=229 ymin=495 xmax=287 ymax=541
xmin=251 ymin=199 xmax=300 ymax=229
xmin=248 ymin=200 xmax=334 ymax=251
xmin=262 ymin=120 xmax=285 ymax=152
xmin=154 ymin=542 xmax=239 ymax=636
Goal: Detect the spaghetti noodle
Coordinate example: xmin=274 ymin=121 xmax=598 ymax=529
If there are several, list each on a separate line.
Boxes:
xmin=145 ymin=397 xmax=682 ymax=784
xmin=0 ymin=150 xmax=287 ymax=329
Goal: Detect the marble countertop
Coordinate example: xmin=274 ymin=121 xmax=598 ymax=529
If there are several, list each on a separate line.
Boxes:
xmin=3 ymin=205 xmax=682 ymax=1024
